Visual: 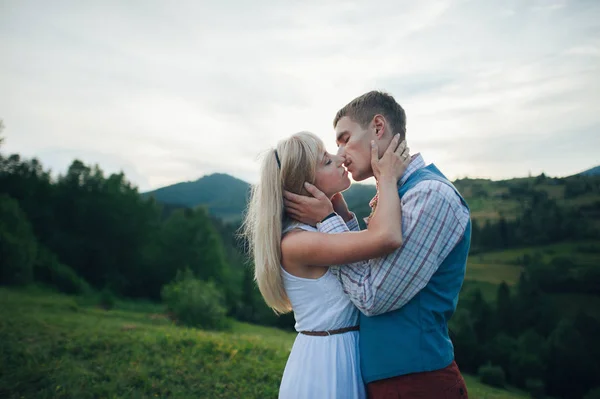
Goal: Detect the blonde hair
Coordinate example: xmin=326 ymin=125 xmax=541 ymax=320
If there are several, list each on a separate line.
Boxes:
xmin=241 ymin=132 xmax=325 ymax=314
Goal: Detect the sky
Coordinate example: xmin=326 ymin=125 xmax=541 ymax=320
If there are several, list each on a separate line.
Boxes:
xmin=1 ymin=0 xmax=599 ymax=191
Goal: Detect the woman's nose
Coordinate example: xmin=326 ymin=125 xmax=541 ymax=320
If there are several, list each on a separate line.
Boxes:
xmin=334 ymin=154 xmax=346 ymax=166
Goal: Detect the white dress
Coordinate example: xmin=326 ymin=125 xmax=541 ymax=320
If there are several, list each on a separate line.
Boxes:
xmin=278 ymin=223 xmax=366 ymax=399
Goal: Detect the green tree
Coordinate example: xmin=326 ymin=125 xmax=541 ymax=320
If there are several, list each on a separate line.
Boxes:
xmin=484 ymin=333 xmax=516 ymax=381
xmin=509 ymin=330 xmax=546 ymax=388
xmin=495 ymin=281 xmax=514 ymax=335
xmin=157 ymin=208 xmax=231 ymax=287
xmin=0 ymin=194 xmax=37 ymax=285
xmin=450 ymin=308 xmax=481 ymax=372
xmin=545 ymin=319 xmax=597 ymax=399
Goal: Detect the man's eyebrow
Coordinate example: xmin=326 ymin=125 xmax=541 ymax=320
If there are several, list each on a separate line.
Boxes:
xmin=336 ymin=130 xmax=349 ymax=142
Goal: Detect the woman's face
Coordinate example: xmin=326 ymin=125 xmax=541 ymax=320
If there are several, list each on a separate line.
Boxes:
xmin=314 ymin=151 xmax=351 ymax=198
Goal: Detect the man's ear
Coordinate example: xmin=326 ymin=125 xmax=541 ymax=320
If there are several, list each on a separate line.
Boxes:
xmin=373 ymin=114 xmax=386 ymax=139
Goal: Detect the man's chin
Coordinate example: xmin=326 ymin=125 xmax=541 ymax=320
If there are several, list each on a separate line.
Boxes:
xmin=350 ymin=171 xmax=369 ymax=182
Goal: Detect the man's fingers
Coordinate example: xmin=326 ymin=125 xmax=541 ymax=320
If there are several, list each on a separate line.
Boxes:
xmin=283 ymin=201 xmax=303 ymax=213
xmin=303 ymin=182 xmax=326 ymax=199
xmin=286 ymin=209 xmax=300 ymax=219
xmin=283 ymin=190 xmax=304 ymax=202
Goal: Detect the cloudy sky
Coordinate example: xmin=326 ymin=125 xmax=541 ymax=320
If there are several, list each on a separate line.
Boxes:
xmin=1 ymin=0 xmax=599 ymax=191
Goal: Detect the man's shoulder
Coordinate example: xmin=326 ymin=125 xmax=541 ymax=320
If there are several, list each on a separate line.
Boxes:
xmin=406 ymin=179 xmax=464 ymax=207
xmin=409 ymin=178 xmax=454 ymax=195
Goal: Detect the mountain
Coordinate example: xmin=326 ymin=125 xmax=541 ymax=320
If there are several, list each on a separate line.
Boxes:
xmin=142 ymin=173 xmax=250 ymax=222
xmin=579 ymin=165 xmax=600 ymax=176
xmin=143 ymin=172 xmax=600 ymax=229
xmin=142 ymin=173 xmax=377 ymax=223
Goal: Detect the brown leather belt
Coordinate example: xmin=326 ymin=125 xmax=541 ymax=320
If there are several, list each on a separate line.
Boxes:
xmin=299 ymin=325 xmax=359 ymax=336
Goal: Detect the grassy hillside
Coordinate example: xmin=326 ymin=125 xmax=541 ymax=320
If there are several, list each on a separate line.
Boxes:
xmin=453 ymin=174 xmax=600 ymax=224
xmin=0 ymin=288 xmax=528 ymax=399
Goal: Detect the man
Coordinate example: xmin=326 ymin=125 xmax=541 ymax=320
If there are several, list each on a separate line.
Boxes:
xmin=284 ymin=91 xmax=471 ymax=398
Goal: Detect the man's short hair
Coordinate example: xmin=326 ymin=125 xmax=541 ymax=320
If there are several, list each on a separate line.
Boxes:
xmin=333 ymin=91 xmax=406 ymax=140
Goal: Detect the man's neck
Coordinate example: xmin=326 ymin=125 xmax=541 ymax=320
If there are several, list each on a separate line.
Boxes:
xmin=372 ymin=153 xmax=425 ymax=186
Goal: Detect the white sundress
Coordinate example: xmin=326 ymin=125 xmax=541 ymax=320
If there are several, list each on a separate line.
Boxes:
xmin=278 ymin=222 xmax=366 ymax=399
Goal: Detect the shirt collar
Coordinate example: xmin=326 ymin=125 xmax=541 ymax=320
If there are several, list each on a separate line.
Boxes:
xmin=399 ymin=153 xmax=426 ymax=186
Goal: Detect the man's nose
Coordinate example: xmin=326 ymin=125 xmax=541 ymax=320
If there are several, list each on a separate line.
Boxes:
xmin=334 ymin=154 xmax=346 ymax=166
xmin=336 ymin=146 xmax=346 ymax=157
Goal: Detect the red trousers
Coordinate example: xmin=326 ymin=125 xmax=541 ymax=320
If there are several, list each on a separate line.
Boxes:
xmin=366 ymin=361 xmax=468 ymax=399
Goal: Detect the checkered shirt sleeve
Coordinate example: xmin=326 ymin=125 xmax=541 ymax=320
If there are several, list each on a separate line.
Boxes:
xmin=319 ymin=181 xmax=470 ymax=316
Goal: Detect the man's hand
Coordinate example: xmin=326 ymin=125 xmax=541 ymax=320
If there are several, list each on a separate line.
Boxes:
xmin=283 ymin=182 xmax=334 ymax=225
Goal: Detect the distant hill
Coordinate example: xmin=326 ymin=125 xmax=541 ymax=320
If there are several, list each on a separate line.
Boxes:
xmin=579 ymin=165 xmax=600 ymax=176
xmin=143 ymin=172 xmax=600 ymax=228
xmin=142 ymin=173 xmax=377 ymax=223
xmin=141 ymin=173 xmax=250 ymax=222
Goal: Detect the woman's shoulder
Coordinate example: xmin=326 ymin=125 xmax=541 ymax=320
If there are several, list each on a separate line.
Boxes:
xmin=283 ymin=220 xmax=317 ymax=235
xmin=281 ymin=222 xmax=317 ymax=256
xmin=280 ymin=222 xmax=330 ymax=279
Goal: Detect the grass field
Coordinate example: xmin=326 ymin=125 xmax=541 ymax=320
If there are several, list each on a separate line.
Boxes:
xmin=0 ymin=288 xmax=529 ymax=399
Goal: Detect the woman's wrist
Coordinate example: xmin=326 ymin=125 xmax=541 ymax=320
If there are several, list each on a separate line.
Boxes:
xmin=377 ymin=174 xmax=398 ymax=186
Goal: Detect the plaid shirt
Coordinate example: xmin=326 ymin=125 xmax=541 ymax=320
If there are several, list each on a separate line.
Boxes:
xmin=318 ymin=154 xmax=470 ymax=316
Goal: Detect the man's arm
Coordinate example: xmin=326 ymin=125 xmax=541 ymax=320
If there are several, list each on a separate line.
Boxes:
xmin=345 ymin=213 xmax=361 ymax=231
xmin=321 ymin=181 xmax=469 ymax=316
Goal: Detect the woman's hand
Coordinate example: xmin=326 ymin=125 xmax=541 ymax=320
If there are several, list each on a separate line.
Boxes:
xmin=371 ymin=134 xmax=410 ymax=182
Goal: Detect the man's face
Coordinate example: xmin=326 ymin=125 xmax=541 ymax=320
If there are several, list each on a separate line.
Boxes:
xmin=335 ymin=116 xmax=374 ymax=181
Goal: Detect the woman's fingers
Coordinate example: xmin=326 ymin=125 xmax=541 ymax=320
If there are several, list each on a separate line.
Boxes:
xmin=384 ymin=134 xmax=401 ymax=156
xmin=393 ymin=139 xmax=406 ymax=155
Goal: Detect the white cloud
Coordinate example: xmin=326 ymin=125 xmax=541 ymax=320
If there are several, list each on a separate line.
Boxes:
xmin=1 ymin=0 xmax=599 ymax=190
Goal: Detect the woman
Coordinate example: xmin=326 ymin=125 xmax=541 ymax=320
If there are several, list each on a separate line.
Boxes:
xmin=242 ymin=131 xmax=409 ymax=398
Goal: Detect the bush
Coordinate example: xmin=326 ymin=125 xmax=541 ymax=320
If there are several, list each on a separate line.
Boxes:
xmin=584 ymin=388 xmax=600 ymax=399
xmin=478 ymin=363 xmax=506 ymax=388
xmin=34 ymin=247 xmax=91 ymax=295
xmin=161 ymin=269 xmax=230 ymax=331
xmin=99 ymin=288 xmax=116 ymax=310
xmin=525 ymin=379 xmax=545 ymax=399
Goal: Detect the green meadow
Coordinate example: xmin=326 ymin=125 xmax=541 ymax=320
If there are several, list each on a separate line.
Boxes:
xmin=0 ymin=288 xmax=530 ymax=399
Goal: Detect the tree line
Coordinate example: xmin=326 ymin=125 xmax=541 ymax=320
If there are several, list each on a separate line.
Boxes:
xmin=0 ymin=144 xmax=284 ymax=328
xmin=452 ymin=269 xmax=600 ymax=399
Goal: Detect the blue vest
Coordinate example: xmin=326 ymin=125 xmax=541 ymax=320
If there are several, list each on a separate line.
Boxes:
xmin=360 ymin=164 xmax=471 ymax=383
